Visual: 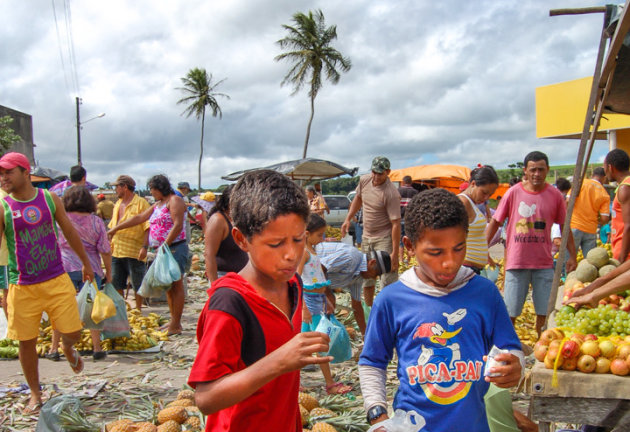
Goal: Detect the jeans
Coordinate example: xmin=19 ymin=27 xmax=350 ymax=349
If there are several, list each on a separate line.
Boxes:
xmin=504 ymin=268 xmax=554 ymax=316
xmin=572 ymin=228 xmax=598 ymax=256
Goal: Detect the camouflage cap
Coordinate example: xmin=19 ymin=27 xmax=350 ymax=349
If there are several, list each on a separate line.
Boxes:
xmin=371 ymin=156 xmax=391 ymax=173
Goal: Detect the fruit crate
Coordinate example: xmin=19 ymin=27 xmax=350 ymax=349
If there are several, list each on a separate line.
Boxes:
xmin=526 ymin=362 xmax=630 ymax=431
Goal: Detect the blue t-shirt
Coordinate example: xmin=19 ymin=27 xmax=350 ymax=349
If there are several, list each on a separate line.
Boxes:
xmin=359 ymin=275 xmax=521 ymax=432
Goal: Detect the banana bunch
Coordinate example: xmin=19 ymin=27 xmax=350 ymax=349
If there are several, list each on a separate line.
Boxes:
xmin=325 ymin=226 xmax=343 ymax=241
xmin=514 ymin=301 xmax=538 ymax=347
xmin=35 ymin=310 xmax=169 ymax=356
xmin=0 ymin=338 xmax=19 ymax=358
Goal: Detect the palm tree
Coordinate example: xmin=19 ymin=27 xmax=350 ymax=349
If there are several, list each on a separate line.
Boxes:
xmin=275 ymin=10 xmax=351 ymax=158
xmin=177 ymin=68 xmax=229 ymax=190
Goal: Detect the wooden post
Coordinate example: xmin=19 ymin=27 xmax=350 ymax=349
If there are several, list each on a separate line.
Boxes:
xmin=545 ymin=18 xmax=608 ymax=319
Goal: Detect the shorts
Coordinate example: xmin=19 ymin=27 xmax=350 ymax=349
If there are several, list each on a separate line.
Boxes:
xmin=0 ymin=266 xmax=8 ymax=290
xmin=346 ymin=276 xmax=363 ymax=302
xmin=7 ymin=273 xmax=82 ymax=340
xmin=112 ymin=257 xmax=146 ymax=292
xmin=361 ymin=235 xmax=398 ymax=289
xmin=504 ymin=268 xmax=554 ymax=317
xmin=169 ymin=241 xmax=189 ymax=276
xmin=68 ymin=271 xmax=103 ymax=291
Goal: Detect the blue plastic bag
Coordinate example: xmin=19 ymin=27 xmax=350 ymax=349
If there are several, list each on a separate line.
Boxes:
xmin=315 ymin=314 xmax=352 ymax=364
xmin=101 ymin=283 xmax=130 ymax=339
xmin=480 ymin=265 xmax=499 ymax=283
xmin=76 ymin=281 xmax=103 ymax=330
xmin=153 ymin=244 xmax=182 ymax=286
xmin=138 ymin=261 xmax=170 ymax=298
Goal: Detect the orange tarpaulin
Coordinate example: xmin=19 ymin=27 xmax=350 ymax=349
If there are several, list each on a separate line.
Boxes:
xmin=389 ymin=164 xmax=471 ymax=195
xmin=389 ymin=164 xmax=509 ymax=199
xmin=389 ymin=164 xmax=471 ymax=183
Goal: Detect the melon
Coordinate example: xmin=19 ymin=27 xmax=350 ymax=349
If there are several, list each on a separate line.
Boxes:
xmin=586 ymin=247 xmax=610 ymax=268
xmin=575 ymin=260 xmax=598 ymax=283
xmin=599 ymin=264 xmax=617 ymax=278
xmin=610 ymin=258 xmax=621 ymax=267
xmin=566 ymin=271 xmax=577 ymax=282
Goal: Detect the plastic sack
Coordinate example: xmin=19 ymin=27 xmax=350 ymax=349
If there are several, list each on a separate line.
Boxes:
xmin=314 ymin=314 xmax=352 ymax=364
xmin=138 ymin=261 xmax=170 ymax=299
xmin=76 ymin=281 xmax=103 ymax=330
xmin=367 ymin=409 xmax=426 ymax=432
xmin=101 ymin=283 xmax=131 ymax=339
xmin=91 ymin=289 xmax=116 ymax=324
xmin=153 ymin=244 xmax=182 ymax=286
xmin=480 ymin=266 xmax=499 ymax=283
xmin=0 ymin=305 xmax=7 ymax=339
xmin=36 ymin=394 xmax=83 ymax=432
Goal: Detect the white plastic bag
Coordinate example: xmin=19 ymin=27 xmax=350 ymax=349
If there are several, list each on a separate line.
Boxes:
xmin=0 ymin=307 xmax=7 ymax=339
xmin=138 ymin=262 xmax=170 ymax=299
xmin=367 ymin=409 xmax=426 ymax=432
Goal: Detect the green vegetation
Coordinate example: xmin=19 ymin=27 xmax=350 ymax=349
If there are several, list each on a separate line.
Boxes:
xmin=0 ymin=116 xmax=21 ymax=153
xmin=496 ymin=163 xmax=603 ymax=183
xmin=275 ymin=9 xmax=351 ymax=158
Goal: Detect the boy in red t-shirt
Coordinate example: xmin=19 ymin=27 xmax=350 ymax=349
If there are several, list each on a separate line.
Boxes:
xmin=188 ymin=170 xmax=332 ymax=432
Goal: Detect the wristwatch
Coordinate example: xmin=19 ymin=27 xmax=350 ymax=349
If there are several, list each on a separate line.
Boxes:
xmin=366 ymin=405 xmax=387 ymax=423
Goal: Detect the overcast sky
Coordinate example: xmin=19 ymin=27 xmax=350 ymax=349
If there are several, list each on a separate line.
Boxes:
xmin=0 ymin=0 xmax=613 ymax=189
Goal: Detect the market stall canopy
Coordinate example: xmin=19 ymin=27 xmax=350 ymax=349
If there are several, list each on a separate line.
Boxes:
xmin=222 ymin=158 xmax=358 ymax=181
xmin=30 ymin=166 xmax=68 ymax=182
xmin=389 ymin=164 xmax=472 ymax=196
xmin=603 ymin=3 xmax=630 ymax=115
xmin=389 ymin=164 xmax=471 ymax=183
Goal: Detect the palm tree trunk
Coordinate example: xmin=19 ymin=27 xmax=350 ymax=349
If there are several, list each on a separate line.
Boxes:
xmin=199 ymin=108 xmax=206 ymax=190
xmin=302 ymin=94 xmax=316 ymax=159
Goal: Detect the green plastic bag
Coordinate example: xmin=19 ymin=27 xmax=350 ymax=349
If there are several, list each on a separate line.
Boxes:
xmin=101 ymin=283 xmax=130 ymax=339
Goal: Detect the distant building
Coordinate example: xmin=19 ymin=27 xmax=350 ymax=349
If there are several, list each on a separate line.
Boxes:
xmin=0 ymin=105 xmax=35 ymax=164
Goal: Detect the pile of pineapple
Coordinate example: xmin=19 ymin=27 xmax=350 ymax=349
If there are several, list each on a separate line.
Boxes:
xmin=36 ymin=309 xmax=169 ymax=356
xmin=106 ymin=390 xmax=203 ymax=432
xmin=299 ymin=392 xmax=368 ymax=432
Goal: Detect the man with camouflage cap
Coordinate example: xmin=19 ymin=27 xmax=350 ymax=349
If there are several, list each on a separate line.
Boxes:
xmin=342 ymin=156 xmax=401 ymax=309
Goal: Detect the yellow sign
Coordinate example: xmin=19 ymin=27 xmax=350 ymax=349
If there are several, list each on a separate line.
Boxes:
xmin=536 ymin=77 xmax=630 ymax=139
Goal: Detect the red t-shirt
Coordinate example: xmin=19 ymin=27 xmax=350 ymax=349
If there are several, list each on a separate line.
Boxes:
xmin=188 ymin=273 xmax=303 ymax=432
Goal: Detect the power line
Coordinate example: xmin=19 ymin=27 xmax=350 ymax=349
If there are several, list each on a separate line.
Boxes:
xmin=63 ymin=0 xmax=80 ymax=96
xmin=51 ymin=0 xmax=72 ymax=96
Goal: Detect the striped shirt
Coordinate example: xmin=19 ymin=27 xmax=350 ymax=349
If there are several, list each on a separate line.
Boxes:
xmin=315 ymin=242 xmax=367 ymax=289
xmin=459 ymin=193 xmax=488 ymax=268
xmin=108 ymin=194 xmax=150 ymax=260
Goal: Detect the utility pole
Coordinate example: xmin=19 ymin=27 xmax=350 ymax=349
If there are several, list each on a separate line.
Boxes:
xmin=76 ymin=96 xmax=82 ymax=166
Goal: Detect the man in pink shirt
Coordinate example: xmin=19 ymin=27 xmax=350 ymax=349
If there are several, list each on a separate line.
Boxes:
xmin=486 ymin=151 xmax=577 ymax=336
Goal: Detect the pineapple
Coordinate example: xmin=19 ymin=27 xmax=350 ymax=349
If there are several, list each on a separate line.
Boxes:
xmin=157 ymin=406 xmax=188 ymax=425
xmin=106 ymin=419 xmax=134 ymax=432
xmin=300 ymin=404 xmax=309 ymax=426
xmin=309 ymin=407 xmax=336 ymax=421
xmin=134 ymin=422 xmax=158 ymax=432
xmin=184 ymin=416 xmax=201 ymax=430
xmin=298 ymin=392 xmax=319 ymax=412
xmin=186 ymin=406 xmax=200 ymax=413
xmin=311 ymin=423 xmax=338 ymax=432
xmin=167 ymin=399 xmax=195 ymax=408
xmin=177 ymin=390 xmax=195 ymax=401
xmin=157 ymin=420 xmax=181 ymax=432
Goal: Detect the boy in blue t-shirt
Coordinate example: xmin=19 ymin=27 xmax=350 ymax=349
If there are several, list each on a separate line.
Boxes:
xmin=359 ymin=188 xmax=523 ymax=431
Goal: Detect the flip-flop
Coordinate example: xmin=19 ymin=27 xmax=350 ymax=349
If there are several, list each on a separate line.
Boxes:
xmin=326 ymin=382 xmax=352 ymax=395
xmin=45 ymin=352 xmax=60 ymax=361
xmin=68 ymin=349 xmax=84 ymax=374
xmin=22 ymin=402 xmax=42 ymax=415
